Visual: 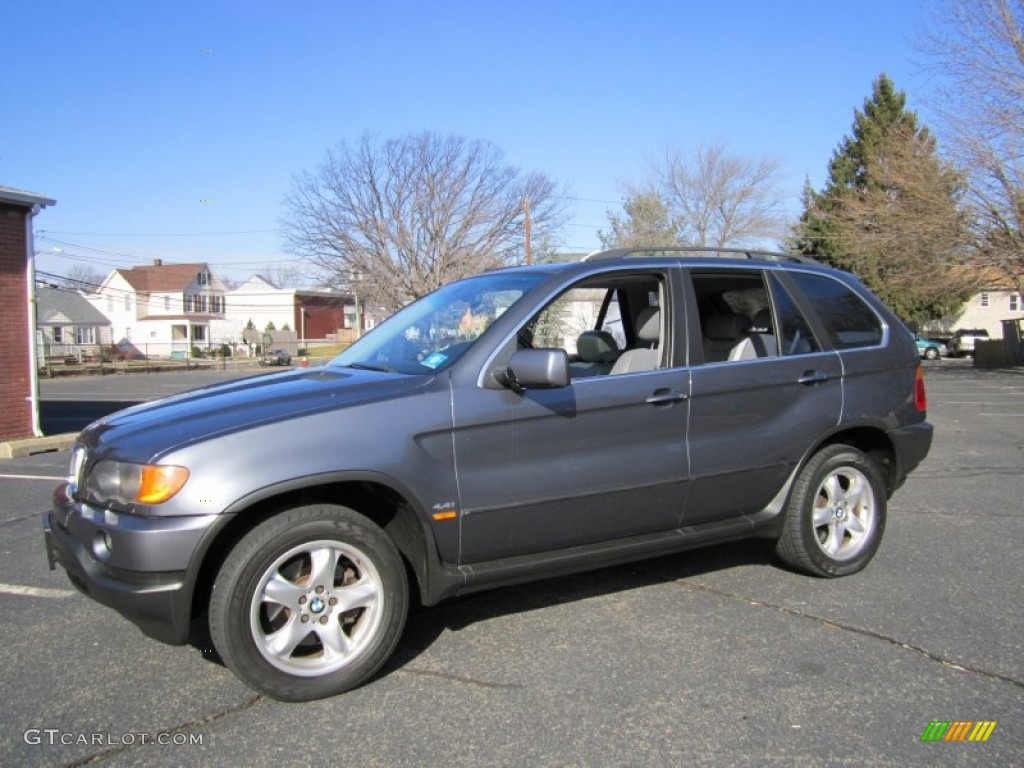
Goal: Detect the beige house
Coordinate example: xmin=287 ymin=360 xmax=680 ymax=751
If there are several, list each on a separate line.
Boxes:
xmin=924 ymin=268 xmax=1023 ymax=339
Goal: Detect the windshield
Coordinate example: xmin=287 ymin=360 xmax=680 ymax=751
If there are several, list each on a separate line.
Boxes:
xmin=332 ymin=272 xmax=546 ymax=374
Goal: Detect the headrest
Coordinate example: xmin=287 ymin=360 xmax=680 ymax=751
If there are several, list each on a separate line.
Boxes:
xmin=636 ymin=306 xmax=661 ymax=344
xmin=576 ymin=330 xmax=618 ymax=362
xmin=705 ymin=312 xmax=750 ymax=340
xmin=749 ymin=309 xmax=773 ymax=334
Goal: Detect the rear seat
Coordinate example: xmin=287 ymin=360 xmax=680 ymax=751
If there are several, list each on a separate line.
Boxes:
xmin=703 ymin=312 xmax=750 ymax=362
xmin=728 ymin=309 xmax=778 ymax=360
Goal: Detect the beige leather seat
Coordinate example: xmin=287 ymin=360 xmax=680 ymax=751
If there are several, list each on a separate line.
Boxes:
xmin=610 ymin=307 xmax=661 ymax=374
xmin=703 ymin=312 xmax=750 ymax=362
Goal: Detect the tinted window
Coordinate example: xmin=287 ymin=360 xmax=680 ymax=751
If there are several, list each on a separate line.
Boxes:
xmin=789 ymin=272 xmax=883 ymax=350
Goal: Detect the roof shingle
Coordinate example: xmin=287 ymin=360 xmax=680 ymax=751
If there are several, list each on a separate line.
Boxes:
xmin=116 ymin=263 xmax=209 ymax=292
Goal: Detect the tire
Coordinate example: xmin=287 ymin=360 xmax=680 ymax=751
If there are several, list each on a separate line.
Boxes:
xmin=775 ymin=445 xmax=886 ymax=577
xmin=209 ymin=504 xmax=408 ymax=702
xmin=924 ymin=347 xmax=939 ymax=360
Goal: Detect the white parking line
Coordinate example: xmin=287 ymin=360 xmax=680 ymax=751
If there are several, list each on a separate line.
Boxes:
xmin=0 ymin=474 xmax=64 ymax=481
xmin=0 ymin=583 xmax=75 ymax=599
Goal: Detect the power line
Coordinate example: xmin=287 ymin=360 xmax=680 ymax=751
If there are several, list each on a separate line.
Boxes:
xmin=39 ymin=228 xmax=277 ymax=237
xmin=35 ymin=270 xmax=350 ymax=312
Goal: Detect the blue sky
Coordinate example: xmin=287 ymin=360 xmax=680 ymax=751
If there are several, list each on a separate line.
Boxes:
xmin=2 ymin=0 xmax=934 ymax=284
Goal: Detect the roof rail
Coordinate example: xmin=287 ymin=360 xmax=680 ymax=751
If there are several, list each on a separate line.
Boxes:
xmin=582 ymin=246 xmax=820 ymax=265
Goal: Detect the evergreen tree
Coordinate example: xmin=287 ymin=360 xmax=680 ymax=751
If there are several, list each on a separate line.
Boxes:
xmin=793 ymin=74 xmax=975 ymax=321
xmin=600 ymin=190 xmax=678 ymax=249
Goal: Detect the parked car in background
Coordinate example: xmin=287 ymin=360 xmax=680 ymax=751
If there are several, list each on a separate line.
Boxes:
xmin=948 ymin=328 xmax=990 ymax=357
xmin=260 ymin=348 xmax=292 ymax=366
xmin=44 ymin=247 xmax=933 ymax=702
xmin=915 ymin=335 xmax=947 ymax=360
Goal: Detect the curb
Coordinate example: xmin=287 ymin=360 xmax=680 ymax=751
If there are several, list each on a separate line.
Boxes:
xmin=0 ymin=433 xmax=77 ymax=460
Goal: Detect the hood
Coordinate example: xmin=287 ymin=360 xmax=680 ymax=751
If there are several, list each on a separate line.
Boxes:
xmin=78 ymin=366 xmax=437 ymax=461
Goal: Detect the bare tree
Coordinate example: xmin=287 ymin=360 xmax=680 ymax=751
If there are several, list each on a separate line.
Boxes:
xmin=921 ymin=0 xmax=1024 ymax=275
xmin=264 ymin=263 xmax=310 ymax=289
xmin=282 ymin=132 xmax=565 ymax=310
xmin=601 ymin=144 xmax=786 ymax=250
xmin=657 ymin=143 xmax=787 ymax=247
xmin=62 ymin=265 xmax=106 ymax=292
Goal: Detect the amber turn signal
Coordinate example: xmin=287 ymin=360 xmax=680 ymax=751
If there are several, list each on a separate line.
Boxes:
xmin=137 ymin=465 xmax=190 ymax=504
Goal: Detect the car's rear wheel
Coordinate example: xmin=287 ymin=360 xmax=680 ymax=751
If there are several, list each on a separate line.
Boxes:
xmin=209 ymin=504 xmax=408 ymax=701
xmin=776 ymin=445 xmax=886 ymax=577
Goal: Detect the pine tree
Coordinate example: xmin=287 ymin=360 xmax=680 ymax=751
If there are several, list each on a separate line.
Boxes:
xmin=600 ymin=191 xmax=678 ymax=249
xmin=793 ymin=74 xmax=975 ymax=321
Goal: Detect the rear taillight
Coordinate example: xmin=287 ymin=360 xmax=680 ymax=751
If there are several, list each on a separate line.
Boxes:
xmin=915 ymin=365 xmax=927 ymax=412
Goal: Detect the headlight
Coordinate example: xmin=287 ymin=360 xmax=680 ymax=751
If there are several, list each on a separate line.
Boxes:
xmin=84 ymin=461 xmax=190 ymax=507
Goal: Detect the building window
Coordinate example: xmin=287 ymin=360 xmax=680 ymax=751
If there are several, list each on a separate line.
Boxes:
xmin=76 ymin=327 xmax=96 ymax=345
xmin=192 ymin=325 xmax=207 ymax=342
xmin=210 ymin=295 xmax=224 ymax=314
xmin=980 ymin=292 xmax=989 ymax=308
xmin=53 ymin=326 xmax=63 ymax=343
xmin=197 ymin=270 xmax=210 ymax=286
xmin=184 ymin=294 xmax=195 ymax=313
xmin=1012 ymin=294 xmax=1020 ymax=312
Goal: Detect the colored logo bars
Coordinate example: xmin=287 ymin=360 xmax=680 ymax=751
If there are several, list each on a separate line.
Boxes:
xmin=921 ymin=721 xmax=997 ymax=742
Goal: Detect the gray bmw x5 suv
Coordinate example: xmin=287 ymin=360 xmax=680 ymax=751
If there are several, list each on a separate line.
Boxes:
xmin=44 ymin=248 xmax=932 ymax=701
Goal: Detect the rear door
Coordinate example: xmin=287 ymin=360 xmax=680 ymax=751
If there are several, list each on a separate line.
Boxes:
xmin=784 ymin=270 xmax=915 ymax=429
xmin=684 ymin=268 xmax=842 ymax=525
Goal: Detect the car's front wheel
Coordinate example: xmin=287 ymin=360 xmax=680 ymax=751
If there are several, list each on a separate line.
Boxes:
xmin=775 ymin=445 xmax=886 ymax=577
xmin=924 ymin=346 xmax=939 ymax=360
xmin=209 ymin=504 xmax=408 ymax=701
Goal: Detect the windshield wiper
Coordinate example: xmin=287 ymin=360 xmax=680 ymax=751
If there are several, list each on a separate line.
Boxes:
xmin=343 ymin=361 xmax=397 ymax=373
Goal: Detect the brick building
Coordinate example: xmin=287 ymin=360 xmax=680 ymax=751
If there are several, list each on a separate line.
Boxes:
xmin=0 ymin=186 xmax=56 ymax=441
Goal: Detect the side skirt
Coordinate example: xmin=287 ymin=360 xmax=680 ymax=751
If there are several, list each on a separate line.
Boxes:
xmin=423 ymin=515 xmax=777 ymax=605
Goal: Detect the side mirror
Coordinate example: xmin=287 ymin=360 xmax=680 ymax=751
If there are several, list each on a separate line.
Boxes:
xmin=505 ymin=349 xmax=570 ymax=393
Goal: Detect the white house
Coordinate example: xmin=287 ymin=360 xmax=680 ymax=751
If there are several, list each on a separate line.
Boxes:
xmin=215 ymin=275 xmax=359 ymax=345
xmin=86 ymin=260 xmax=228 ymax=357
xmin=215 ymin=275 xmax=298 ymax=342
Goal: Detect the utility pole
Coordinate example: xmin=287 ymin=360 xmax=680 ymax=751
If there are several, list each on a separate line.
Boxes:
xmin=524 ymin=196 xmax=532 ymax=265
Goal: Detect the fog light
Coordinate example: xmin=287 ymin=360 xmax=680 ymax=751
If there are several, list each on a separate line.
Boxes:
xmin=92 ymin=531 xmax=113 ymax=561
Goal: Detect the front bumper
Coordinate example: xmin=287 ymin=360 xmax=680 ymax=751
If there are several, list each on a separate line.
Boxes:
xmin=43 ymin=482 xmax=221 ymax=645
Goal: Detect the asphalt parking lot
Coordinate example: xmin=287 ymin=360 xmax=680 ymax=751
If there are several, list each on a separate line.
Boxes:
xmin=1 ymin=362 xmax=1021 ymax=767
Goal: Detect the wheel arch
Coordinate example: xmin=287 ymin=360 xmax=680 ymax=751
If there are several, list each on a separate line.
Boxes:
xmin=186 ymin=473 xmax=448 ymax=636
xmin=811 ymin=425 xmax=899 ymax=496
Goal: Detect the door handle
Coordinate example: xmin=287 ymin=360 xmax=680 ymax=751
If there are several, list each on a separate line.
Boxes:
xmin=797 ymin=371 xmax=830 ymax=385
xmin=646 ymin=389 xmax=689 ymax=405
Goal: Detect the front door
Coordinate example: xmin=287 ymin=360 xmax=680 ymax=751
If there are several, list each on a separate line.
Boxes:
xmin=453 ymin=272 xmax=691 ymax=564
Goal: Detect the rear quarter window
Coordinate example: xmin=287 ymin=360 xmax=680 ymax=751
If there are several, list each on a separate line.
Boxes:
xmin=789 ymin=272 xmax=883 ymax=350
